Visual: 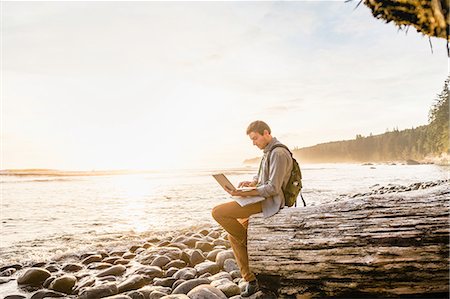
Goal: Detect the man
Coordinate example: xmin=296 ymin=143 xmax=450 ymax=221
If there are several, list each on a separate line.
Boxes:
xmin=212 ymin=120 xmax=293 ymax=297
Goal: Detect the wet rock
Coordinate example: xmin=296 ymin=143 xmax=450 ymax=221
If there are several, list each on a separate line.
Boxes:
xmin=134 ymin=266 xmax=164 ymax=279
xmin=180 ymin=251 xmax=190 ymax=265
xmin=195 ymin=242 xmax=214 ymax=252
xmin=82 ymin=254 xmax=103 ymax=265
xmin=151 ymin=256 xmax=171 ymax=268
xmin=199 ymin=229 xmax=209 ymax=236
xmin=62 ymin=263 xmax=84 ymax=272
xmin=30 ymin=290 xmax=66 ymax=299
xmin=4 ymin=295 xmax=26 ymax=299
xmin=164 ymin=259 xmax=186 ymax=270
xmin=0 ymin=264 xmax=22 ymax=272
xmin=88 ymin=262 xmax=114 ymax=270
xmin=117 ymin=274 xmax=149 ymax=293
xmin=181 ymin=237 xmax=201 ymax=248
xmin=17 ymin=268 xmax=51 ymax=286
xmin=223 ymin=259 xmax=239 ymax=272
xmin=194 ymin=260 xmax=220 ymax=276
xmin=189 ymin=250 xmax=205 ymax=266
xmin=157 ymin=240 xmax=171 ymax=247
xmin=153 ymin=277 xmax=177 ymax=287
xmin=74 ymin=276 xmax=96 ymax=292
xmin=45 ymin=264 xmax=60 ymax=273
xmin=0 ymin=267 xmax=17 ymax=276
xmin=43 ymin=276 xmax=56 ymax=288
xmin=171 ymin=278 xmax=210 ymax=294
xmin=78 ymin=283 xmax=118 ymax=299
xmin=97 ymin=265 xmax=126 ymax=277
xmin=48 ymin=275 xmax=77 ymax=294
xmin=173 ymin=267 xmax=197 ymax=280
xmin=30 ymin=262 xmax=46 ymax=268
xmin=211 ymin=278 xmax=240 ymax=297
xmin=186 ymin=284 xmax=227 ymax=299
xmin=215 ymin=250 xmax=234 ymax=269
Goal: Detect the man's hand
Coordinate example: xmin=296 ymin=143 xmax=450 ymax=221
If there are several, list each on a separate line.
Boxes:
xmin=238 ymin=181 xmax=256 ymax=188
xmin=226 ymin=188 xmax=260 ymax=197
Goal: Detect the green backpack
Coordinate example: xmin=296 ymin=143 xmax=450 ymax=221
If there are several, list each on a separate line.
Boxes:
xmin=267 ymin=144 xmax=305 ymax=207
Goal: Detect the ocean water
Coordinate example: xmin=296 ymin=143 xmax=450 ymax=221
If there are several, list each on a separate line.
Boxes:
xmin=1 ymin=163 xmax=448 ymax=265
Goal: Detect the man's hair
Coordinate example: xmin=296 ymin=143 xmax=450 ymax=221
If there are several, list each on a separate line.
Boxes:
xmin=246 ymin=120 xmax=271 ymax=135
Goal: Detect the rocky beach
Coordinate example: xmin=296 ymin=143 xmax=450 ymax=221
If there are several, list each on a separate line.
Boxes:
xmin=1 ymin=178 xmax=448 ymax=299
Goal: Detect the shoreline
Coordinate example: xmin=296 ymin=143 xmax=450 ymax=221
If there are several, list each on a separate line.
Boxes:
xmin=1 ymin=180 xmax=449 ymax=298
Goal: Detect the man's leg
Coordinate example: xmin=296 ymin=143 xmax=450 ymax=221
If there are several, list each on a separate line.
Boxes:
xmin=211 ymin=201 xmax=262 ymax=281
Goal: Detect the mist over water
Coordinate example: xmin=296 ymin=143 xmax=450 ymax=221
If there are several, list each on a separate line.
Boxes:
xmin=1 ymin=163 xmax=448 ymax=265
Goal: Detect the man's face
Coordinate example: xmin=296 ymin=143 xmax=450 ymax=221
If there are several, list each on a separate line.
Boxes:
xmin=248 ymin=131 xmax=270 ymax=150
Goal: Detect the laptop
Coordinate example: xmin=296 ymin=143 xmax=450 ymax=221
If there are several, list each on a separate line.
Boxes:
xmin=212 ymin=174 xmax=257 ymax=192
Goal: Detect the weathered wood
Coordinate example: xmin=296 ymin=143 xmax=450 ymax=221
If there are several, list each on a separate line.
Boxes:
xmin=247 ymin=185 xmax=450 ymax=298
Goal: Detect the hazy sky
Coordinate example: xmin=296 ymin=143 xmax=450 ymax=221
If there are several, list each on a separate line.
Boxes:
xmin=2 ymin=1 xmax=448 ymax=170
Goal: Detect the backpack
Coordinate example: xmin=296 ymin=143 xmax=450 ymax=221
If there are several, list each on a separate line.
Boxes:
xmin=266 ymin=144 xmax=306 ymax=207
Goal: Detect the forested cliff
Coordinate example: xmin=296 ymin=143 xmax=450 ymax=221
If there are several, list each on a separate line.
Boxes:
xmin=244 ymin=76 xmax=449 ymax=165
xmin=294 ymin=77 xmax=449 ymax=164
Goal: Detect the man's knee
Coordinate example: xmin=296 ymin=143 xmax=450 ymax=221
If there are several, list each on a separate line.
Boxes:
xmin=211 ymin=204 xmax=223 ymax=222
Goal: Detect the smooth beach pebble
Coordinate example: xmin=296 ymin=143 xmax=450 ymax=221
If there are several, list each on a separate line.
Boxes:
xmin=171 ymin=278 xmax=211 ymax=294
xmin=117 ymin=274 xmax=149 ymax=293
xmin=149 ymin=290 xmax=169 ymax=299
xmin=82 ymin=254 xmax=103 ymax=265
xmin=62 ymin=263 xmax=84 ymax=272
xmin=114 ymin=259 xmax=131 ymax=265
xmin=127 ymin=290 xmax=145 ymax=299
xmin=194 ymin=260 xmax=220 ymax=276
xmin=151 ymin=256 xmax=171 ymax=268
xmin=0 ymin=268 xmax=17 ymax=276
xmin=153 ymin=277 xmax=177 ymax=287
xmin=215 ymin=250 xmax=234 ymax=269
xmin=223 ymin=259 xmax=239 ymax=272
xmin=101 ymin=295 xmax=132 ymax=299
xmin=17 ymin=268 xmax=51 ymax=286
xmin=173 ymin=268 xmax=197 ymax=280
xmin=49 ymin=275 xmax=77 ymax=294
xmin=208 ymin=271 xmax=233 ymax=282
xmin=159 ymin=295 xmax=190 ymax=299
xmin=164 ymin=259 xmax=186 ymax=270
xmin=4 ymin=295 xmax=26 ymax=299
xmin=78 ymin=283 xmax=119 ymax=299
xmin=88 ymin=262 xmax=114 ymax=270
xmin=133 ymin=266 xmax=164 ymax=279
xmin=103 ymin=257 xmax=121 ymax=264
xmin=206 ymin=249 xmax=224 ymax=262
xmin=189 ymin=250 xmax=205 ymax=266
xmin=96 ymin=265 xmax=127 ymax=277
xmin=164 ymin=267 xmax=179 ymax=277
xmin=122 ymin=252 xmax=136 ymax=260
xmin=195 ymin=241 xmax=214 ymax=252
xmin=210 ymin=278 xmax=240 ymax=297
xmin=30 ymin=290 xmax=66 ymax=299
xmin=186 ymin=284 xmax=227 ymax=299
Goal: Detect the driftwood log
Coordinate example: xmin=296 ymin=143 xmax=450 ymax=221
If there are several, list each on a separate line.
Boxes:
xmin=247 ymin=185 xmax=450 ymax=298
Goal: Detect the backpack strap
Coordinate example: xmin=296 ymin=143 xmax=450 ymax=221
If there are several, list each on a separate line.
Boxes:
xmin=266 ymin=143 xmax=306 ymax=208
